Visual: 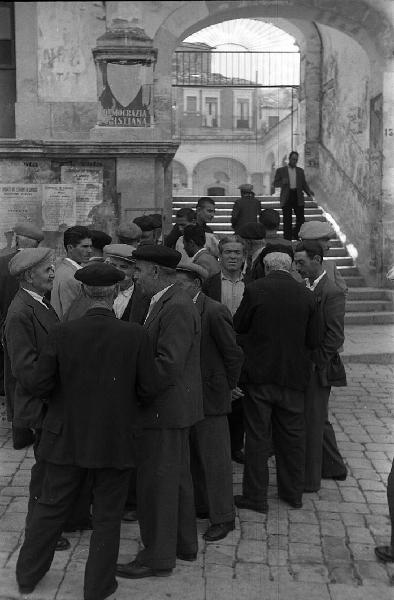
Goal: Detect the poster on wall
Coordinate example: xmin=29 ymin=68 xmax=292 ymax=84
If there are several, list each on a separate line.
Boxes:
xmin=42 ymin=185 xmax=76 ymax=232
xmin=0 ymin=185 xmax=42 ymax=254
xmin=61 ymin=166 xmax=104 ymax=225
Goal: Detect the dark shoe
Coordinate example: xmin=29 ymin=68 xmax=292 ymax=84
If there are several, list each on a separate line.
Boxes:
xmin=116 ymin=560 xmax=173 ymax=579
xmin=328 ymin=473 xmax=347 ymax=481
xmin=63 ymin=519 xmax=92 ymax=532
xmin=203 ymin=520 xmax=235 ymax=542
xmin=304 ymin=488 xmax=319 ymax=493
xmin=234 ymin=495 xmax=268 ymax=514
xmin=280 ymin=496 xmax=302 ymax=509
xmin=18 ymin=583 xmax=36 ymax=594
xmin=196 ymin=510 xmax=210 ymax=519
xmin=101 ymin=580 xmax=118 ymax=599
xmin=375 ymin=545 xmax=394 ymax=563
xmin=231 ymin=450 xmax=245 ymax=464
xmin=122 ymin=510 xmax=138 ymax=522
xmin=12 ymin=426 xmax=35 ymax=450
xmin=55 ymin=536 xmax=71 ymax=551
xmin=177 ymin=552 xmax=197 ymax=561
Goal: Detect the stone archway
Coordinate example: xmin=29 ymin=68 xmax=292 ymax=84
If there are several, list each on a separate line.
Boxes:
xmin=192 ymin=157 xmax=247 ymax=196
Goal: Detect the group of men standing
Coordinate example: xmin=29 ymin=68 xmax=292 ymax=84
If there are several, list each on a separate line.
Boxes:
xmin=1 ymin=153 xmax=392 ymax=600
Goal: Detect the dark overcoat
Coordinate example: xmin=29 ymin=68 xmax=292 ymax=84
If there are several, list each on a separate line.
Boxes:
xmin=311 ymin=273 xmax=347 ymax=387
xmin=195 ymin=292 xmax=243 ymax=415
xmin=26 ymin=308 xmax=157 ymax=468
xmin=273 ymin=166 xmax=313 ymax=207
xmin=3 ymin=289 xmax=59 ymax=427
xmin=231 ymin=197 xmax=262 ymax=232
xmin=141 ymin=283 xmax=204 ymax=429
xmin=233 ymin=270 xmax=319 ymax=391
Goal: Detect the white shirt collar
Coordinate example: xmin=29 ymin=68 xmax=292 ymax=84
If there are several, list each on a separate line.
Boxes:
xmin=64 ymin=257 xmax=82 ymax=270
xmin=118 ymin=283 xmax=134 ymax=298
xmin=22 ymin=288 xmax=49 ymax=309
xmin=144 ymin=284 xmax=174 ymax=324
xmin=306 ymin=270 xmax=326 ymax=291
xmin=192 ymin=291 xmax=200 ymax=304
xmin=221 ymin=270 xmax=243 ymax=283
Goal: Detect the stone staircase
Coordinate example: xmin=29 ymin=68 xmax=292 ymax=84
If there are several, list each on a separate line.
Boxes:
xmin=172 ymin=196 xmax=394 ymax=325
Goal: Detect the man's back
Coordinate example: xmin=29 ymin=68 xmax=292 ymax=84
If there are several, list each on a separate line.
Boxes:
xmin=193 ymin=248 xmax=220 ymax=277
xmin=31 ymin=308 xmax=156 ymax=468
xmin=231 ymin=197 xmax=262 ymax=232
xmin=234 ymin=271 xmax=317 ymax=390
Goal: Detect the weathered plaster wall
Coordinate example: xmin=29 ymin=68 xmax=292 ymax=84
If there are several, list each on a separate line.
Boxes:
xmin=37 ymin=1 xmax=105 ymax=102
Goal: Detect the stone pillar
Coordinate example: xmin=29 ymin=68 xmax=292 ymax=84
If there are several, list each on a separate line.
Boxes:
xmin=381 ymin=62 xmax=394 ymax=282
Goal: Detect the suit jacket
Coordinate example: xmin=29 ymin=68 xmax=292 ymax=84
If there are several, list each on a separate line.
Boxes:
xmin=0 ymin=250 xmax=18 ymax=326
xmin=121 ymin=285 xmax=151 ymax=325
xmin=231 ymin=197 xmax=262 ymax=232
xmin=195 ymin=293 xmax=243 ymax=416
xmin=51 ymin=258 xmax=81 ymax=320
xmin=193 ymin=248 xmax=220 ymax=278
xmin=202 ymin=271 xmax=222 ymax=302
xmin=234 ymin=270 xmax=319 ymax=391
xmin=142 ymin=283 xmax=204 ymax=429
xmin=273 ymin=166 xmax=313 ymax=207
xmin=310 ymin=273 xmax=347 ymax=387
xmin=3 ymin=289 xmax=59 ymax=428
xmin=27 ymin=308 xmax=157 ymax=468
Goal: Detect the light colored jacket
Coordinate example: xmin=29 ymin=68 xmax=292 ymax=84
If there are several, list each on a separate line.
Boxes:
xmin=51 ymin=258 xmax=81 ymax=320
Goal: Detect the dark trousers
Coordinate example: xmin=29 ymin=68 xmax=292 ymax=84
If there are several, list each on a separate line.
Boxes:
xmin=282 ymin=189 xmax=305 ymax=240
xmin=16 ymin=462 xmax=131 ymax=600
xmin=388 ymin=460 xmax=394 ymax=549
xmin=124 ymin=468 xmax=137 ymax=511
xmin=26 ymin=431 xmax=91 ymax=531
xmin=228 ymin=397 xmax=244 ymax=454
xmin=190 ymin=416 xmax=234 ymax=524
xmin=135 ymin=428 xmax=197 ymax=570
xmin=243 ymin=383 xmax=305 ymax=505
xmin=305 ymin=369 xmax=347 ymax=491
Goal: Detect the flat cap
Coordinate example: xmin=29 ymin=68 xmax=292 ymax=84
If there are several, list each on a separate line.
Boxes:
xmin=299 ymin=221 xmax=334 ymax=240
xmin=75 ymin=262 xmax=125 ymax=286
xmin=148 ymin=213 xmax=163 ymax=229
xmin=9 ymin=247 xmax=53 ymax=276
xmin=238 ymin=222 xmax=266 ymax=240
xmin=13 ymin=222 xmax=44 ymax=242
xmin=259 ymin=243 xmax=294 ymax=263
xmin=89 ymin=229 xmax=112 ymax=250
xmin=238 ymin=183 xmax=253 ymax=191
xmin=176 ymin=261 xmax=208 ymax=281
xmin=103 ymin=243 xmax=136 ymax=262
xmin=133 ymin=215 xmax=155 ymax=232
xmin=132 ymin=244 xmax=181 ymax=268
xmin=117 ymin=222 xmax=142 ymax=241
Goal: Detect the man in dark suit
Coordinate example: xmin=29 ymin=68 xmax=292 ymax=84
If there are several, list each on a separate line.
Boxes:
xmin=4 ymin=248 xmax=70 ymax=552
xmin=375 ymin=461 xmax=394 ymax=563
xmin=231 ymin=184 xmax=262 ymax=234
xmin=116 ymin=245 xmax=204 ymax=579
xmin=0 ymin=222 xmax=44 ymax=448
xmin=273 ymin=151 xmax=314 ymax=240
xmin=294 ymin=241 xmax=347 ymax=493
xmin=203 ymin=235 xmax=247 ymax=463
xmin=175 ymin=262 xmax=244 ymax=541
xmin=234 ymin=250 xmax=318 ymax=512
xmin=15 ymin=262 xmax=157 ymax=599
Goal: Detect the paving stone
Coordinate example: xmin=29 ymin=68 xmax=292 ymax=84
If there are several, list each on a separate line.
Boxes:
xmin=237 ymin=539 xmax=267 ymax=563
xmin=358 ymin=479 xmax=387 ymax=491
xmin=322 ymin=537 xmax=351 ymax=562
xmin=326 ymin=562 xmax=359 ymax=584
xmin=354 ymin=560 xmax=391 ymax=583
xmin=289 ymin=523 xmax=320 ymax=543
xmin=290 ymin=563 xmax=330 ymax=584
xmin=363 ymin=490 xmax=389 ymax=504
xmin=341 ymin=487 xmax=367 ymax=503
xmin=328 ymin=583 xmax=394 ymax=600
xmin=346 ymin=527 xmax=375 ymax=544
xmin=320 ymin=520 xmax=347 ymax=537
xmin=289 ymin=543 xmax=324 ymax=564
xmin=240 ymin=521 xmax=267 ymax=541
xmin=205 ymin=544 xmax=235 ymax=566
xmin=341 ymin=513 xmax=366 ymax=527
xmin=288 ymin=510 xmax=318 ymax=524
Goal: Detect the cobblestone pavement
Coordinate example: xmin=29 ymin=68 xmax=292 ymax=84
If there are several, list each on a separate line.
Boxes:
xmin=0 ymin=363 xmax=393 ymax=599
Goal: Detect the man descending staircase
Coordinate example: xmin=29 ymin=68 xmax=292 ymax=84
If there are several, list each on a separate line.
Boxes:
xmin=172 ymin=196 xmax=394 ymax=326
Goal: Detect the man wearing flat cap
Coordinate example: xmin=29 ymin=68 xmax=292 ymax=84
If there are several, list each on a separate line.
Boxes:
xmin=299 ymin=221 xmax=347 ymax=293
xmin=0 ymin=222 xmax=44 ymax=435
xmin=16 ymin=262 xmax=157 ymax=599
xmin=3 ymin=248 xmax=70 ymax=551
xmin=89 ymin=230 xmax=112 ymax=262
xmin=231 ymin=184 xmax=263 ymax=235
xmin=104 ymin=243 xmax=150 ymax=324
xmin=147 ymin=213 xmax=163 ymax=245
xmin=176 ymin=262 xmax=243 ymax=542
xmin=117 ymin=245 xmax=204 ymax=579
xmin=133 ymin=215 xmax=156 ymax=246
xmin=117 ymin=221 xmax=142 ymax=246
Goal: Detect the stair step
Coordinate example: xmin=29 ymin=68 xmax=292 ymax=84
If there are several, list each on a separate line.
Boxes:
xmin=342 ymin=276 xmax=366 ymax=287
xmin=324 ymin=257 xmax=354 ymax=266
xmin=345 ymin=300 xmax=393 ymax=312
xmin=337 ymin=265 xmax=360 ymax=275
xmin=347 ymin=288 xmax=394 ymax=301
xmin=345 ymin=312 xmax=394 ymax=325
xmin=326 ymin=248 xmax=347 ymax=257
